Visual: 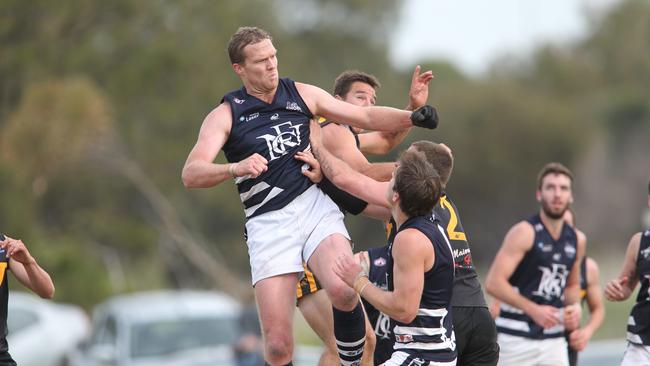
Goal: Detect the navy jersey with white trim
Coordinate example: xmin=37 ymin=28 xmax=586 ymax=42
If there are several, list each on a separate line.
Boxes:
xmin=222 ymin=78 xmax=313 ymax=218
xmin=387 ymin=214 xmax=457 ymax=364
xmin=628 ymin=229 xmax=650 ymax=345
xmin=496 ymin=214 xmax=578 ymax=339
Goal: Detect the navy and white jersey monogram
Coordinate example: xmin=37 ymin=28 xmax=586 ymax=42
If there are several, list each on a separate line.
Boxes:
xmin=496 ymin=214 xmax=578 ymax=339
xmin=386 ymin=214 xmax=457 ymax=364
xmin=628 ymin=229 xmax=650 ymax=345
xmin=222 ymin=78 xmax=313 ymax=218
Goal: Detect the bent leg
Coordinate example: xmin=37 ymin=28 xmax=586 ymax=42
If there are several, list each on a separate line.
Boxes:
xmin=298 ymin=291 xmax=338 ymax=366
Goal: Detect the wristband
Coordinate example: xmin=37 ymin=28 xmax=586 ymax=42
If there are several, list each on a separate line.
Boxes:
xmin=228 ymin=163 xmax=237 ymax=177
xmin=353 ymin=275 xmax=370 ymax=294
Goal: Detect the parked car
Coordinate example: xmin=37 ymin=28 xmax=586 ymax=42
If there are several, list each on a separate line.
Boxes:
xmin=70 ymin=290 xmax=246 ymax=366
xmin=7 ymin=291 xmax=90 ymax=366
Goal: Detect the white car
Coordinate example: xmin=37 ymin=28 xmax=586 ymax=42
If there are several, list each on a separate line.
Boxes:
xmin=71 ymin=290 xmax=245 ymax=366
xmin=7 ymin=291 xmax=90 ymax=366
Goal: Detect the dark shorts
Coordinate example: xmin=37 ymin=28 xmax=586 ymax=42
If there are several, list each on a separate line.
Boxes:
xmin=296 ymin=264 xmax=322 ymax=302
xmin=453 ymin=306 xmax=499 ymax=366
xmin=0 ymin=351 xmax=16 ymax=366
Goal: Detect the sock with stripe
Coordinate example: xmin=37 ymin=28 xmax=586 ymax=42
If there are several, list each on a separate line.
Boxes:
xmin=333 ymin=301 xmax=366 ymax=366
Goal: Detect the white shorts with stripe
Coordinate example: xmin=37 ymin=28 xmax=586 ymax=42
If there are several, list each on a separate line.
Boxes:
xmin=497 ymin=333 xmax=568 ymax=366
xmin=621 ymin=342 xmax=650 ymax=366
xmin=245 ymin=184 xmax=349 ymax=285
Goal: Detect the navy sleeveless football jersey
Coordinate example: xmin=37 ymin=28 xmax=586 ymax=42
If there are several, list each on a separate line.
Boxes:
xmin=387 ymin=214 xmax=457 ymax=364
xmin=496 ymin=214 xmax=578 ymax=339
xmin=221 ymin=78 xmax=313 ymax=218
xmin=628 ymin=230 xmax=650 ymax=345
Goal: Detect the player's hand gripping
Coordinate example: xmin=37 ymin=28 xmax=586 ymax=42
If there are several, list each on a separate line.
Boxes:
xmin=563 ymin=302 xmax=582 ymax=331
xmin=294 ymin=150 xmax=322 ymax=183
xmin=527 ymin=303 xmax=561 ymax=329
xmin=0 ymin=236 xmax=36 ymax=265
xmin=568 ymin=327 xmax=592 ymax=351
xmin=230 ymin=153 xmax=268 ymax=179
xmin=410 ymin=105 xmax=439 ymax=129
xmin=333 ymin=254 xmax=365 ymax=290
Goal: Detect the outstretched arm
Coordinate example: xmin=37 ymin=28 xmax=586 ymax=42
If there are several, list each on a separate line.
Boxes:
xmin=1 ymin=236 xmax=54 ymax=299
xmin=297 ymin=83 xmax=438 ymax=132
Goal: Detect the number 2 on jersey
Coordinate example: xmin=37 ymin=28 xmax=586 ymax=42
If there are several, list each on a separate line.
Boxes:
xmin=440 ymin=196 xmax=467 ymax=241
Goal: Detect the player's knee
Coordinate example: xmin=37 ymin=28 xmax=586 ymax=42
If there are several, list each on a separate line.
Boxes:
xmin=326 ymin=281 xmax=357 ymax=309
xmin=264 ymin=333 xmax=293 ymax=364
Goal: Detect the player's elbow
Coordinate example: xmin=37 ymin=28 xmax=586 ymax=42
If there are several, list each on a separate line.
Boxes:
xmin=392 ymin=305 xmax=418 ymax=324
xmin=181 ymin=166 xmax=200 ymax=188
xmin=484 ymin=275 xmax=499 ymax=298
xmin=39 ymin=284 xmax=55 ymax=300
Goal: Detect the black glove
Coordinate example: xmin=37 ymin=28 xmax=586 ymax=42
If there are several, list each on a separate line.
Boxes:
xmin=410 ymin=105 xmax=439 ymax=129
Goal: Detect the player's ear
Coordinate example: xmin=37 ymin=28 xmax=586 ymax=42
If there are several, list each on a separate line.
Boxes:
xmin=334 ymin=95 xmax=343 ymax=101
xmin=535 ymin=190 xmax=542 ymax=203
xmin=232 ymin=63 xmax=244 ymax=76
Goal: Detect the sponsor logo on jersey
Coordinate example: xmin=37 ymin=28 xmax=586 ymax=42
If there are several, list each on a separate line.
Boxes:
xmin=270 ymin=113 xmax=279 ymax=120
xmin=245 ymin=112 xmax=259 ymax=122
xmin=553 ymin=253 xmax=562 ymax=261
xmin=564 ymin=243 xmax=576 ymax=258
xmin=538 ymin=242 xmax=553 ymax=252
xmin=395 ymin=334 xmax=413 ymax=343
xmin=535 ymin=223 xmax=544 ymax=232
xmin=286 ymin=101 xmax=303 ymax=112
xmin=532 ymin=263 xmax=569 ymax=301
xmin=641 ymin=246 xmax=650 ymax=259
xmin=373 ymin=257 xmax=386 ymax=267
xmin=257 ymin=121 xmax=303 ymax=161
xmin=233 ymin=97 xmax=245 ymax=104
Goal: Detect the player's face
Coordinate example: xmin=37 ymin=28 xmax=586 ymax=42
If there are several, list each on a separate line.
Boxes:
xmin=236 ymin=39 xmax=279 ymax=92
xmin=340 ymin=82 xmax=376 ymax=134
xmin=341 ymin=82 xmax=377 ymax=107
xmin=537 ymin=173 xmax=573 ymax=220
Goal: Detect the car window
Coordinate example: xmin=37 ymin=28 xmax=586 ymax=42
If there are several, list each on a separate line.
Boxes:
xmin=94 ymin=315 xmax=117 ymax=345
xmin=7 ymin=308 xmax=38 ymax=334
xmin=130 ymin=317 xmax=238 ymax=358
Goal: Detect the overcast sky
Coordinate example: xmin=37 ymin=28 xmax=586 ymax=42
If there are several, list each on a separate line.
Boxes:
xmin=389 ymin=0 xmax=620 ymax=75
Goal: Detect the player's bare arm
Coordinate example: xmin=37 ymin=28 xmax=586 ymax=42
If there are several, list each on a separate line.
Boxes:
xmin=604 ymin=232 xmax=642 ymax=301
xmin=569 ymin=257 xmax=605 ymax=351
xmin=0 ymin=236 xmax=54 ymax=299
xmin=334 ymin=229 xmax=433 ymax=324
xmin=182 ymin=103 xmax=268 ymax=188
xmin=297 ymin=83 xmax=427 ymax=132
xmin=309 ymin=120 xmax=389 ymax=208
xmin=322 ymin=123 xmax=394 ymax=182
xmin=486 ymin=221 xmax=561 ymax=329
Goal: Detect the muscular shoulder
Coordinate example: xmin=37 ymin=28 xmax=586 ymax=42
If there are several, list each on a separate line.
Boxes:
xmin=202 ymin=102 xmax=233 ymax=132
xmin=586 ymin=257 xmax=600 ymax=282
xmin=502 ymin=221 xmax=535 ymax=253
xmin=394 ymin=228 xmax=434 ymax=267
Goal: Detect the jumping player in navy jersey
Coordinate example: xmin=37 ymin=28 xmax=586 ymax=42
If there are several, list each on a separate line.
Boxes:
xmin=303 ymin=121 xmax=456 ymax=365
xmin=0 ymin=234 xmax=55 ymax=365
xmin=181 ymin=26 xmax=438 ymax=366
xmin=604 ymin=181 xmax=650 ymax=365
xmin=485 ymin=163 xmax=585 ymax=366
